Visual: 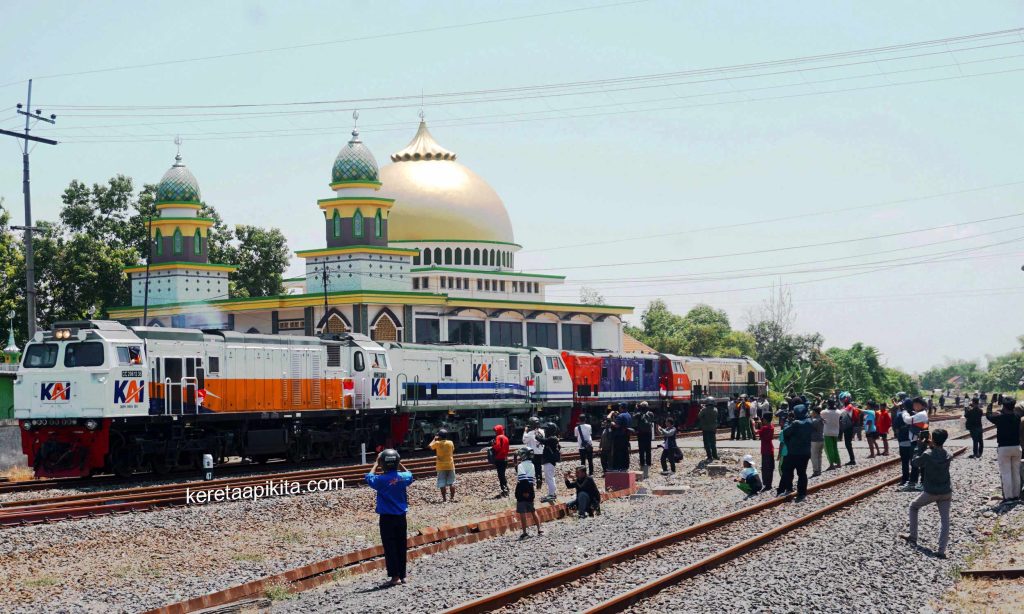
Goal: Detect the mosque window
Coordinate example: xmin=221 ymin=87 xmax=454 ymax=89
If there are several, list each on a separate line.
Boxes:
xmin=444 ymin=248 xmax=452 ymax=264
xmin=489 ymin=249 xmax=496 ymax=266
xmin=434 ymin=247 xmax=442 ymax=264
xmin=413 ymin=278 xmax=420 ymax=290
xmin=473 ymin=248 xmax=480 ymax=265
xmin=413 ymin=252 xmax=421 ymax=266
xmin=440 ymin=277 xmax=446 ymax=289
xmin=463 ymin=248 xmax=471 ymax=264
xmin=477 ymin=279 xmax=482 ymax=290
xmin=422 ymin=277 xmax=429 ymax=289
xmin=500 ymin=281 xmax=506 ymax=292
xmin=154 ymin=229 xmax=163 ymax=257
xmin=423 ymin=249 xmax=432 ymax=265
xmin=374 ymin=209 xmax=383 ymax=238
xmin=455 ymin=249 xmax=462 ymax=265
xmin=193 ymin=229 xmax=202 ymax=255
xmin=172 ymin=228 xmax=183 ymax=255
xmin=353 ymin=209 xmax=364 ymax=238
xmin=333 ymin=210 xmax=341 ymax=238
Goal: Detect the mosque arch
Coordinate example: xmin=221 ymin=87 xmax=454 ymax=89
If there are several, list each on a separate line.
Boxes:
xmin=444 ymin=247 xmax=452 ymax=264
xmin=172 ymin=228 xmax=183 ymax=255
xmin=434 ymin=247 xmax=442 ymax=264
xmin=154 ymin=229 xmax=163 ymax=256
xmin=193 ymin=229 xmax=202 ymax=255
xmin=455 ymin=248 xmax=462 ymax=265
xmin=473 ymin=248 xmax=480 ymax=265
xmin=374 ymin=209 xmax=383 ymax=238
xmin=423 ymin=248 xmax=432 ymax=265
xmin=333 ymin=210 xmax=341 ymax=238
xmin=352 ymin=209 xmax=364 ymax=238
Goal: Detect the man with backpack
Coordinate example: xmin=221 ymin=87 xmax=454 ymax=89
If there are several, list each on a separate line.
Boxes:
xmin=777 ymin=404 xmax=812 ymax=502
xmin=895 ymin=398 xmax=915 ymax=488
xmin=839 ymin=392 xmax=857 ymax=466
xmin=541 ymin=423 xmax=561 ymax=503
xmin=575 ymin=418 xmax=595 ymax=475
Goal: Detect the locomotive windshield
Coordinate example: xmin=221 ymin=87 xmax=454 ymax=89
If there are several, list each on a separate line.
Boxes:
xmin=22 ymin=343 xmax=59 ymax=368
xmin=63 ymin=342 xmax=105 ymax=367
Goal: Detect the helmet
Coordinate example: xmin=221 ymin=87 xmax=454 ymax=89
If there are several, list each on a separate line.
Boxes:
xmin=897 ymin=392 xmax=907 ymax=400
xmin=902 ymin=398 xmax=914 ymax=411
xmin=516 ymin=447 xmax=533 ymax=461
xmin=839 ymin=391 xmax=851 ymax=402
xmin=379 ymin=448 xmax=401 ymax=471
xmin=437 ymin=428 xmax=449 ymax=439
xmin=528 ymin=416 xmax=540 ymax=427
xmin=545 ymin=422 xmax=560 ymax=435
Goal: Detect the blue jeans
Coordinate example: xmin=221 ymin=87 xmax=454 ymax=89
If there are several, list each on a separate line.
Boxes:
xmin=569 ymin=491 xmax=594 ymax=518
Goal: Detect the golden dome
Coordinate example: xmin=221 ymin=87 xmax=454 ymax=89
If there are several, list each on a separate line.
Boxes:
xmin=379 ymin=121 xmax=515 ymax=244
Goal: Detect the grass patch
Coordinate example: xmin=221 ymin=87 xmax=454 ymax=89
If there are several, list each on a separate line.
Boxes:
xmin=330 ymin=568 xmax=353 ymax=583
xmin=25 ymin=575 xmax=59 ymax=588
xmin=263 ymin=582 xmax=295 ymax=601
xmin=274 ymin=529 xmax=304 ymax=545
xmin=0 ymin=466 xmax=35 ymax=482
xmin=232 ymin=551 xmax=266 ymax=563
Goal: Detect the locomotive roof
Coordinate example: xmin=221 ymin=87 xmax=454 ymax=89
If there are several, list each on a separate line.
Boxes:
xmin=385 ymin=341 xmax=530 ymax=354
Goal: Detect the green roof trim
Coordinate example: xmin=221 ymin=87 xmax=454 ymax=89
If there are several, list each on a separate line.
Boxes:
xmin=411 ymin=266 xmax=565 ymax=280
xmin=124 ymin=261 xmax=237 ymax=271
xmin=389 ymin=239 xmax=523 ymax=248
xmin=152 ymin=217 xmax=216 ymax=223
xmin=108 ymin=288 xmax=632 ymax=314
xmin=294 ymin=245 xmax=420 ymax=256
xmin=317 ymin=196 xmax=395 ymax=205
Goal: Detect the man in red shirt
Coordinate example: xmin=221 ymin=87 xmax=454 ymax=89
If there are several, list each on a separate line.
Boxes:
xmin=754 ymin=415 xmax=775 ymax=493
xmin=491 ymin=425 xmax=511 ymax=497
xmin=876 ymin=402 xmax=892 ymax=455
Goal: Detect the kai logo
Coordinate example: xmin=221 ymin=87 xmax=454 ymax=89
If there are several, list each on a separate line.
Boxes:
xmin=372 ymin=377 xmax=391 ymax=397
xmin=620 ymin=366 xmax=635 ymax=382
xmin=473 ymin=363 xmax=491 ymax=382
xmin=114 ymin=379 xmax=145 ymax=404
xmin=40 ymin=382 xmax=71 ymax=402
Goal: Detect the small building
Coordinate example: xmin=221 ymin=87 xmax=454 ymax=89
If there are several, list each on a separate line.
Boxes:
xmin=108 ymin=119 xmax=632 ymax=349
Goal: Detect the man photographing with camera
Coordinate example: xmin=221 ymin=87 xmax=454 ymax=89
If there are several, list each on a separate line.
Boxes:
xmin=901 ymin=428 xmax=953 ymax=558
xmin=365 ymin=449 xmax=414 ymax=586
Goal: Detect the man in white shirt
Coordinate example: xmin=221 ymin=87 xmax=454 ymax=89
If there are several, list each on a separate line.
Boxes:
xmin=728 ymin=396 xmax=738 ymax=440
xmin=575 ymin=419 xmax=594 ymax=475
xmin=522 ymin=417 xmax=545 ymax=487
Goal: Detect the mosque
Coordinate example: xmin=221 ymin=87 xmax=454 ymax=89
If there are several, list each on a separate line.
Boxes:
xmin=108 ymin=118 xmax=632 ymax=352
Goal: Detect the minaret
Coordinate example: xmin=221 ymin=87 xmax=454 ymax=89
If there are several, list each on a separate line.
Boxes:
xmin=296 ymin=112 xmax=417 ymax=296
xmin=125 ymin=139 xmax=236 ymax=310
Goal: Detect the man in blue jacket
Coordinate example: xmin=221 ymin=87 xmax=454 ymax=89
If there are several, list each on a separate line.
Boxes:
xmin=777 ymin=404 xmax=813 ymax=502
xmin=366 ymin=449 xmax=415 ymax=587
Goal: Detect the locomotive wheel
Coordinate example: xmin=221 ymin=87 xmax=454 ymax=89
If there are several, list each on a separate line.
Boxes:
xmin=108 ymin=433 xmax=140 ymax=479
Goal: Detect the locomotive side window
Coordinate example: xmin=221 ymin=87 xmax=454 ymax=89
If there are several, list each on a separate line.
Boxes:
xmin=116 ymin=346 xmax=144 ymax=366
xmin=354 ymin=351 xmax=365 ymax=372
xmin=443 ymin=362 xmax=452 ymax=378
xmin=209 ymin=357 xmax=220 ymax=374
xmin=64 ymin=342 xmax=105 ymax=367
xmin=533 ymin=355 xmax=543 ymax=374
xmin=509 ymin=355 xmax=519 ymax=371
xmin=23 ymin=343 xmax=58 ymax=368
xmin=546 ymin=356 xmax=564 ymax=370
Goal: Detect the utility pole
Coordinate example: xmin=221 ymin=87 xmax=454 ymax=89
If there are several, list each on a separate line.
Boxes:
xmin=1 ymin=79 xmax=58 ymax=338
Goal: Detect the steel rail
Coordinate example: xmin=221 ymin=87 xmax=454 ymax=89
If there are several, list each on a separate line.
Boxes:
xmin=585 ymin=446 xmax=969 ymax=614
xmin=960 ymin=567 xmax=1024 ymax=579
xmin=445 ymin=440 xmax=977 ymax=614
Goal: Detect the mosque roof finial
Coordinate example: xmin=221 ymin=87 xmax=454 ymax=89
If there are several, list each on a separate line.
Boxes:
xmin=390 ymin=115 xmax=456 ymax=162
xmin=351 ymin=109 xmax=360 ymax=140
xmin=173 ymin=135 xmax=183 ymax=165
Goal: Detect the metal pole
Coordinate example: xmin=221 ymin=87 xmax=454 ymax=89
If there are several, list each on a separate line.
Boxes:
xmin=22 ymin=80 xmax=36 ymax=337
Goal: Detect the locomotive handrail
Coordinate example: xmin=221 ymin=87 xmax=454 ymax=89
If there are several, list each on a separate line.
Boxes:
xmin=395 ymin=372 xmax=409 ymax=407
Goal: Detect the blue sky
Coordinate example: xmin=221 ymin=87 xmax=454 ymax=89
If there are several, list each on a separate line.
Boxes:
xmin=1 ymin=0 xmax=1022 ymax=372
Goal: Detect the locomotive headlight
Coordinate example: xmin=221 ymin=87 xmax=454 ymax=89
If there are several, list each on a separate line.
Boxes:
xmin=55 ymin=328 xmax=71 ymax=340
xmin=84 ymin=420 xmax=99 ymax=431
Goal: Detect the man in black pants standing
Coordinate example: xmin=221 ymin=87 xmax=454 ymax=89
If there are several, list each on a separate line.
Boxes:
xmin=636 ymin=402 xmax=654 ymax=470
xmin=365 ymin=449 xmax=414 ymax=587
xmin=777 ymin=405 xmax=812 ymax=502
xmin=964 ymin=398 xmax=984 ymax=458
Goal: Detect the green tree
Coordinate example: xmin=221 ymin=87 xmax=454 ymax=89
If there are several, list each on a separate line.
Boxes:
xmin=0 ymin=199 xmax=26 ymax=343
xmin=230 ymin=225 xmax=289 ymax=298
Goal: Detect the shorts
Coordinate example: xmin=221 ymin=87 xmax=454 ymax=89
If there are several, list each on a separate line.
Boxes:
xmin=866 ymin=432 xmax=879 ymax=439
xmin=436 ymin=470 xmax=456 ymax=488
xmin=516 ymin=500 xmax=535 ymax=513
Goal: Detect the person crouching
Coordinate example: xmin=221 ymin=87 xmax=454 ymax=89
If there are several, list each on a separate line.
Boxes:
xmin=736 ymin=454 xmax=763 ymax=496
xmin=564 ymin=466 xmax=602 ymax=519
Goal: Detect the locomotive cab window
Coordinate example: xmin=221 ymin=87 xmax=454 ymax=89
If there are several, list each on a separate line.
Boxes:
xmin=23 ymin=343 xmax=58 ymax=368
xmin=64 ymin=342 xmax=105 ymax=368
xmin=353 ymin=351 xmax=365 ymax=372
xmin=546 ymin=356 xmax=564 ymax=371
xmin=533 ymin=355 xmax=543 ymax=374
xmin=116 ymin=346 xmax=144 ymax=366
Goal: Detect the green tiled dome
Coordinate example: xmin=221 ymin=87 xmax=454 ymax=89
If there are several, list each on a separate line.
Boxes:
xmin=156 ymin=155 xmax=201 ymax=203
xmin=332 ymin=130 xmax=379 ymax=183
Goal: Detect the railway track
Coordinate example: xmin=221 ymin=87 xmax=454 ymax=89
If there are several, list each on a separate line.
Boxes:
xmin=445 ymin=429 xmax=990 ymax=614
xmin=0 ymin=448 xmax=594 ymax=527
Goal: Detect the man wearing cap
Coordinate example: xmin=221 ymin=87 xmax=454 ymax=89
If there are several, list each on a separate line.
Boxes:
xmin=777 ymin=404 xmax=812 ymax=501
xmin=366 ymin=450 xmax=414 ymax=586
xmin=698 ymin=398 xmax=720 ymax=462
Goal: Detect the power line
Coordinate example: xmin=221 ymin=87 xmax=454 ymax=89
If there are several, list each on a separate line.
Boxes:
xmin=42 ymin=64 xmax=1024 ymax=144
xmin=39 ymin=27 xmax=1023 ymax=112
xmin=0 ymin=0 xmax=650 ymax=89
xmin=530 ymin=212 xmax=1024 ymax=272
xmin=522 ymin=180 xmax=1024 ymax=255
